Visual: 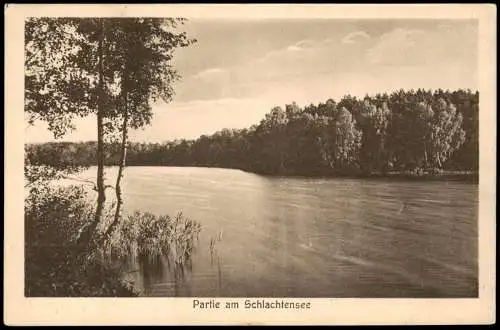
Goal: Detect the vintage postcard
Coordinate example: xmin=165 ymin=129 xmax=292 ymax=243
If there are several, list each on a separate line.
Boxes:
xmin=4 ymin=3 xmax=496 ymax=325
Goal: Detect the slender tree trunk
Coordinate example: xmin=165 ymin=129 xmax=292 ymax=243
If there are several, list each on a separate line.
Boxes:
xmin=424 ymin=142 xmax=428 ymax=169
xmin=104 ymin=48 xmax=131 ymax=238
xmin=279 ymin=150 xmax=284 ymax=173
xmin=324 ymin=135 xmax=335 ymax=170
xmin=95 ymin=18 xmax=106 ymax=229
xmin=105 ymin=87 xmax=128 ymax=238
xmin=437 ymin=152 xmax=443 ymax=169
xmin=78 ymin=18 xmax=106 ymax=248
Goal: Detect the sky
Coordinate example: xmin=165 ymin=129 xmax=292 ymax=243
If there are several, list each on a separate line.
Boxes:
xmin=25 ymin=19 xmax=479 ymax=143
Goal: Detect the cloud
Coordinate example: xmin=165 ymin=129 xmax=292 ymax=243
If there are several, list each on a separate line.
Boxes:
xmin=175 ymin=35 xmax=377 ymax=105
xmin=366 ymin=28 xmax=425 ymax=65
xmin=285 ymin=39 xmax=321 ymax=52
xmin=182 ymin=38 xmax=340 ymax=97
xmin=242 ymin=38 xmax=340 ymax=80
xmin=286 ymin=45 xmax=303 ymax=52
xmin=176 ymin=38 xmax=338 ymax=103
xmin=191 ymin=67 xmax=227 ymax=80
xmin=260 ymin=38 xmax=334 ymax=62
xmin=341 ymin=31 xmax=370 ymax=44
xmin=366 ymin=24 xmax=477 ymax=68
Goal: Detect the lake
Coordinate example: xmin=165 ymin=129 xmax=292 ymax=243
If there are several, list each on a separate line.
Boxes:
xmin=70 ymin=166 xmax=478 ymax=298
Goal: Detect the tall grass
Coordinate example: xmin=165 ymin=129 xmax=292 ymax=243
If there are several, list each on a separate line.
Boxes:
xmin=98 ymin=211 xmax=201 ymax=270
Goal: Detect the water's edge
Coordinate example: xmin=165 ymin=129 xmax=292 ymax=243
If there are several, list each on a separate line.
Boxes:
xmin=96 ymin=165 xmax=479 ymax=183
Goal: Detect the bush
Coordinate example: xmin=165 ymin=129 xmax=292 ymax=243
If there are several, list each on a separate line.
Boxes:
xmin=25 ymin=184 xmax=138 ymax=297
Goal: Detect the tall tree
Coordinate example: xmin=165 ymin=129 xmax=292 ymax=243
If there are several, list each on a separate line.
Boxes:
xmin=25 ymin=18 xmax=195 ymax=247
xmin=94 ymin=18 xmax=107 ymax=240
xmin=102 ymin=18 xmax=196 ymax=237
xmin=428 ymin=98 xmax=466 ymax=169
xmin=332 ymin=107 xmax=362 ymax=171
xmin=25 ymin=18 xmax=105 ymax=246
xmin=357 ymin=100 xmax=391 ymax=173
xmin=258 ymin=106 xmax=288 ymax=174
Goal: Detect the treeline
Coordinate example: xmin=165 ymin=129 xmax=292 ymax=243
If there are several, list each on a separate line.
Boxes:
xmin=27 ymin=89 xmax=479 ymax=176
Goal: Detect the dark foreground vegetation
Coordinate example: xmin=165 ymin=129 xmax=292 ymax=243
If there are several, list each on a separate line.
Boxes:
xmin=24 ymin=166 xmax=201 ymax=297
xmin=27 ymin=89 xmax=479 ymax=181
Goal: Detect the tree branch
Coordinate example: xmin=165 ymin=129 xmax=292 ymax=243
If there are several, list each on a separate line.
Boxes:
xmin=61 ymin=175 xmax=97 ymax=188
xmin=60 ymin=176 xmax=116 ymax=191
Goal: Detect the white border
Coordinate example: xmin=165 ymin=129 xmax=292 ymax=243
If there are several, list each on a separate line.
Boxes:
xmin=4 ymin=4 xmax=496 ymax=325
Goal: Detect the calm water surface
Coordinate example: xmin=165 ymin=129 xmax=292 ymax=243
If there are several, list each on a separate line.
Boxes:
xmin=74 ymin=166 xmax=478 ymax=298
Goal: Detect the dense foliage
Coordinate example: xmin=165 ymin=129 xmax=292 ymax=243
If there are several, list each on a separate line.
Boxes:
xmin=27 ymin=89 xmax=479 ymax=176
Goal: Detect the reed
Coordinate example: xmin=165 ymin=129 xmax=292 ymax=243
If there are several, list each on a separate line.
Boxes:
xmin=97 ymin=210 xmax=201 ymax=273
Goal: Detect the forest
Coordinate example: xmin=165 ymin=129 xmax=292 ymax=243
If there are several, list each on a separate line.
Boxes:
xmin=26 ymin=88 xmax=479 ymax=177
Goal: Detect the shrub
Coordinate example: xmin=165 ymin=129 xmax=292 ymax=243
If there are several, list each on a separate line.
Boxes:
xmin=25 ymin=184 xmax=138 ymax=297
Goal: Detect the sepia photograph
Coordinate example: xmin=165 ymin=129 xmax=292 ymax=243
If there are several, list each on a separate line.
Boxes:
xmin=5 ymin=3 xmax=496 ymax=326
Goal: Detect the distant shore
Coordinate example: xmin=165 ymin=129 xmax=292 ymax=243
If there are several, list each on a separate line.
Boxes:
xmin=243 ymin=169 xmax=478 ymax=183
xmin=112 ymin=164 xmax=480 ymax=183
xmin=28 ymin=162 xmax=479 ymax=183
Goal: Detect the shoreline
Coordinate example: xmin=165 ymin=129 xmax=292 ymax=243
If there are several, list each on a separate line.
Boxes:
xmin=90 ymin=164 xmax=479 ymax=183
xmin=244 ymin=170 xmax=479 ymax=183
